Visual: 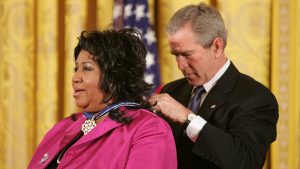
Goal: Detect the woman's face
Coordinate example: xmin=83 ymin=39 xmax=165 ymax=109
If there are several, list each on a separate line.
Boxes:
xmin=72 ymin=50 xmax=107 ymax=112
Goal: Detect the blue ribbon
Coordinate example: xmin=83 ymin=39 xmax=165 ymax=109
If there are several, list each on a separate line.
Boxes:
xmin=83 ymin=102 xmax=140 ymax=120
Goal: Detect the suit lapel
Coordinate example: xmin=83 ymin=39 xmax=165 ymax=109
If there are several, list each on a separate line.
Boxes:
xmin=181 ymin=84 xmax=193 ymax=106
xmin=198 ymin=93 xmax=225 ymax=120
xmin=198 ymin=63 xmax=240 ymax=121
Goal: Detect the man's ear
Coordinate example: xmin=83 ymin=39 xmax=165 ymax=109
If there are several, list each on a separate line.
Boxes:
xmin=211 ymin=37 xmax=224 ymax=58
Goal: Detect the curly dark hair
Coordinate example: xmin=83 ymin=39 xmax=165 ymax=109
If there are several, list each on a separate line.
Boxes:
xmin=74 ymin=28 xmax=153 ymax=123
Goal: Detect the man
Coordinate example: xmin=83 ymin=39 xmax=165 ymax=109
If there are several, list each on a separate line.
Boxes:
xmin=149 ymin=3 xmax=278 ymax=169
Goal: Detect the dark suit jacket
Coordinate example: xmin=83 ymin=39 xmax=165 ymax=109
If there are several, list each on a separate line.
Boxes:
xmin=161 ymin=63 xmax=278 ymax=169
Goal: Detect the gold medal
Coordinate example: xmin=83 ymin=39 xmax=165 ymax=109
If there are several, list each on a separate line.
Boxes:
xmin=81 ymin=118 xmax=96 ymax=135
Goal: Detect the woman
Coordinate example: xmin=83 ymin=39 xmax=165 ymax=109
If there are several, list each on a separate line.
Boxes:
xmin=28 ymin=28 xmax=177 ymax=169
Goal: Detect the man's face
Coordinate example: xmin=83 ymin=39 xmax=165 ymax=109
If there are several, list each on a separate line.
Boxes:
xmin=168 ymin=24 xmax=217 ymax=86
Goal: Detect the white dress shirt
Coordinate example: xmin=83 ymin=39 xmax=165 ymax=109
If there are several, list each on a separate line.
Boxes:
xmin=186 ymin=59 xmax=231 ymax=142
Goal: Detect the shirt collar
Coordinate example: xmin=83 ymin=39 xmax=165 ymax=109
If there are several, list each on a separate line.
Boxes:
xmin=202 ymin=59 xmax=231 ymax=93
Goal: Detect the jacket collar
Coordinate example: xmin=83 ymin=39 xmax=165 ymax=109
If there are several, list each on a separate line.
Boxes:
xmin=198 ymin=63 xmax=239 ymax=120
xmin=74 ymin=107 xmax=140 ymax=146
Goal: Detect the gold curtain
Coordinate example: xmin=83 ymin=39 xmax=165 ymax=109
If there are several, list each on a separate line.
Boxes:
xmin=63 ymin=0 xmax=87 ymax=117
xmin=0 ymin=0 xmax=299 ymax=168
xmin=0 ymin=1 xmax=36 ymax=168
xmin=271 ymin=0 xmax=300 ymax=169
xmin=219 ymin=0 xmax=271 ymax=86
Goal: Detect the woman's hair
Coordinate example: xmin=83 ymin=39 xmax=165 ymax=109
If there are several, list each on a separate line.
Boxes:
xmin=74 ymin=28 xmax=152 ymax=123
xmin=167 ymin=2 xmax=227 ymax=48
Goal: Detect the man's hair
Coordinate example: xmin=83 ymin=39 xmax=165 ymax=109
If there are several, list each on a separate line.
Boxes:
xmin=167 ymin=2 xmax=227 ymax=48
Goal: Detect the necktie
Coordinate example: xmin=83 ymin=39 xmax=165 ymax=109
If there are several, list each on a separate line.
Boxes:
xmin=188 ymin=86 xmax=206 ymax=113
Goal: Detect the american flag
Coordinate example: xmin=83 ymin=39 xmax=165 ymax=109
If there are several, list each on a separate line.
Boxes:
xmin=113 ymin=0 xmax=161 ymax=93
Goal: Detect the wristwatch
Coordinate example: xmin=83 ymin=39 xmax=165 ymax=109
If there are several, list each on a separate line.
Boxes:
xmin=183 ymin=113 xmax=196 ymax=130
xmin=183 ymin=119 xmax=191 ymax=130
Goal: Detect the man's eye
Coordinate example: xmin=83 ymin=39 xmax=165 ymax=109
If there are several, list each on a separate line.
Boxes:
xmin=172 ymin=54 xmax=179 ymax=58
xmin=74 ymin=67 xmax=78 ymax=72
xmin=183 ymin=53 xmax=191 ymax=58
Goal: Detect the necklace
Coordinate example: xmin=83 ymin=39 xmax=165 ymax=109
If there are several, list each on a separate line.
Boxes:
xmin=81 ymin=117 xmax=97 ymax=135
xmin=81 ymin=102 xmax=140 ymax=135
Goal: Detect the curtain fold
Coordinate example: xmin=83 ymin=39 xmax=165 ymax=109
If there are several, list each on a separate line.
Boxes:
xmin=97 ymin=0 xmax=113 ymax=29
xmin=219 ymin=0 xmax=271 ymax=86
xmin=35 ymin=0 xmax=58 ymax=146
xmin=0 ymin=0 xmax=35 ymax=168
xmin=63 ymin=0 xmax=88 ymax=118
xmin=271 ymin=0 xmax=300 ymax=169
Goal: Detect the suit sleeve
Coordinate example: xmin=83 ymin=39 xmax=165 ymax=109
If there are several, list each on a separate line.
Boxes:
xmin=192 ymin=90 xmax=279 ymax=169
xmin=125 ymin=116 xmax=177 ymax=169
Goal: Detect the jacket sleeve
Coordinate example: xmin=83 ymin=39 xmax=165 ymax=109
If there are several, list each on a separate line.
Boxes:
xmin=192 ymin=90 xmax=279 ymax=169
xmin=125 ymin=116 xmax=177 ymax=169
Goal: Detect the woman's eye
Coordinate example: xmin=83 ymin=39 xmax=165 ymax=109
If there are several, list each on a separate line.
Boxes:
xmin=83 ymin=67 xmax=93 ymax=71
xmin=73 ymin=65 xmax=94 ymax=72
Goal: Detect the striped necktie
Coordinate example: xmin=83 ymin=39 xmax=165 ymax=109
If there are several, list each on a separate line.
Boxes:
xmin=188 ymin=86 xmax=206 ymax=113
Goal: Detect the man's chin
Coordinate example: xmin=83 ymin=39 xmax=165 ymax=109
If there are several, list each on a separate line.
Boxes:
xmin=186 ymin=77 xmax=202 ymax=86
xmin=186 ymin=79 xmax=197 ymax=86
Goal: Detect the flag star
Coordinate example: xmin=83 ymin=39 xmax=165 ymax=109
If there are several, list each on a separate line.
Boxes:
xmin=146 ymin=52 xmax=155 ymax=68
xmin=113 ymin=4 xmax=123 ymax=19
xmin=145 ymin=73 xmax=154 ymax=84
xmin=135 ymin=4 xmax=145 ymax=21
xmin=124 ymin=4 xmax=133 ymax=18
xmin=144 ymin=28 xmax=156 ymax=46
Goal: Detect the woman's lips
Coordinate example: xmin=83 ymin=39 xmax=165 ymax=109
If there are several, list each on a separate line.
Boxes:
xmin=73 ymin=89 xmax=84 ymax=97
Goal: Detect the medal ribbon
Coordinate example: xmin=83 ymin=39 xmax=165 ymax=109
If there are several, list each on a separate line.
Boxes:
xmin=81 ymin=102 xmax=140 ymax=135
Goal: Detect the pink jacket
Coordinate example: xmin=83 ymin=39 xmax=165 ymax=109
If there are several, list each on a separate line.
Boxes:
xmin=28 ymin=108 xmax=177 ymax=169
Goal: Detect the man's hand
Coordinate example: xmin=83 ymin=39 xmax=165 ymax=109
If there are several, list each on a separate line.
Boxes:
xmin=149 ymin=93 xmax=191 ymax=124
